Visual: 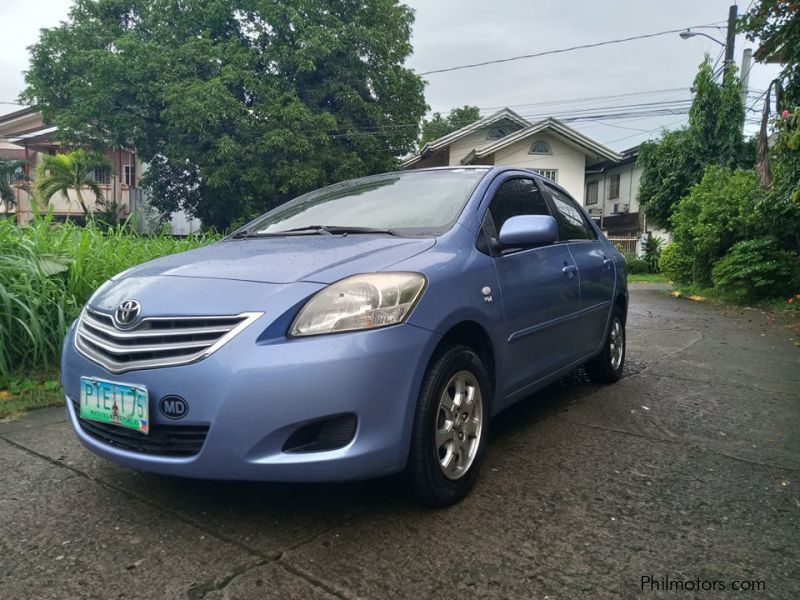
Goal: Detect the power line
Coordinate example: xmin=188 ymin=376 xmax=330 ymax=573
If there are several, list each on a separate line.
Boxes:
xmin=418 ymin=22 xmax=727 ymax=75
xmin=476 ymin=87 xmax=691 ymax=112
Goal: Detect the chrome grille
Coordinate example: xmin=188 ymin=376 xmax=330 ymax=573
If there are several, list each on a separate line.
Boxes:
xmin=75 ymin=308 xmax=263 ymax=373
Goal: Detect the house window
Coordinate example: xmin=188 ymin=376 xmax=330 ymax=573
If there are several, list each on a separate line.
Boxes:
xmin=532 ymin=169 xmax=557 ymax=182
xmin=613 ymin=202 xmax=620 ymax=213
xmin=123 ymin=164 xmax=134 ymax=187
xmin=529 ymin=140 xmax=551 ymax=154
xmin=486 ymin=127 xmax=506 ymax=141
xmin=586 ymin=180 xmax=599 ymax=205
xmin=94 ymin=167 xmax=111 ymax=185
xmin=609 ymin=173 xmax=620 ymax=199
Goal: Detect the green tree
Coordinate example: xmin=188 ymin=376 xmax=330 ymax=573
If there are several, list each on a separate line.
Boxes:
xmin=0 ymin=159 xmax=24 ymax=213
xmin=22 ymin=0 xmax=426 ymax=230
xmin=34 ymin=150 xmax=111 ymax=217
xmin=637 ymin=58 xmax=745 ymax=227
xmin=740 ymin=1 xmax=800 ymax=105
xmin=420 ymin=105 xmax=481 ymax=146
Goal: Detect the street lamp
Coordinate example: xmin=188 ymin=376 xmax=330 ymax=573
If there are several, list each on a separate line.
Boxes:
xmin=679 ymin=30 xmax=725 ymax=47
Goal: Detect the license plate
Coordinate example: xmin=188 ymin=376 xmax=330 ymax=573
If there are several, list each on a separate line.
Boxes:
xmin=79 ymin=377 xmax=149 ymax=435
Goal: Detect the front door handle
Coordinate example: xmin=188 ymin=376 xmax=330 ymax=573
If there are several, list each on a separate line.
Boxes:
xmin=562 ymin=264 xmax=578 ymax=278
xmin=602 ymin=257 xmax=614 ymax=269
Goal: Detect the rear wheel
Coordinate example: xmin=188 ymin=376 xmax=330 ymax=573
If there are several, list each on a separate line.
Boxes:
xmin=407 ymin=345 xmax=491 ymax=507
xmin=585 ymin=308 xmax=625 ymax=383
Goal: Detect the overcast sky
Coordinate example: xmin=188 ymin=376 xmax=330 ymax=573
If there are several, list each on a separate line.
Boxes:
xmin=0 ymin=0 xmax=782 ymax=150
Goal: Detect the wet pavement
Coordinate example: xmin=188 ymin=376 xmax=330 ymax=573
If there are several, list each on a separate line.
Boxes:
xmin=1 ymin=284 xmax=798 ymax=599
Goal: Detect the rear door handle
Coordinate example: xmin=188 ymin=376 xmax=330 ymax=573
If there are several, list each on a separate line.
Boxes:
xmin=562 ymin=264 xmax=578 ymax=278
xmin=603 ymin=257 xmax=614 ymax=268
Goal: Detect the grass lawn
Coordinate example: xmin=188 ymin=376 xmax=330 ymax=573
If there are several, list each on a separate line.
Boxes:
xmin=0 ymin=371 xmax=64 ymax=420
xmin=628 ymin=273 xmax=670 ymax=283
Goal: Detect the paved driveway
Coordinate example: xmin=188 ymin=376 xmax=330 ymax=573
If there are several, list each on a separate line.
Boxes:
xmin=1 ymin=285 xmax=798 ymax=599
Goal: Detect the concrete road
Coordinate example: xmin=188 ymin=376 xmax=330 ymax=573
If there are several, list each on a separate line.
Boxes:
xmin=1 ymin=285 xmax=798 ymax=599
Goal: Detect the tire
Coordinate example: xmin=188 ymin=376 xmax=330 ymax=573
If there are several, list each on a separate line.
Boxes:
xmin=585 ymin=307 xmax=626 ymax=384
xmin=407 ymin=344 xmax=492 ymax=507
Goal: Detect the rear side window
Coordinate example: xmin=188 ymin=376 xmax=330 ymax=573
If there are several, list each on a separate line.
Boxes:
xmin=487 ymin=178 xmax=549 ymax=233
xmin=545 ymin=184 xmax=595 ymax=241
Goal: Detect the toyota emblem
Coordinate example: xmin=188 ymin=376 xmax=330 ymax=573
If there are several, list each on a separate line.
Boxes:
xmin=114 ymin=300 xmax=141 ymax=328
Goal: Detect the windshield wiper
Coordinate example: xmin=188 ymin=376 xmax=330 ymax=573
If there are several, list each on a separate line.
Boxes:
xmin=273 ymin=225 xmax=399 ymax=236
xmin=231 ymin=225 xmax=400 ymax=238
xmin=318 ymin=226 xmax=400 ymax=236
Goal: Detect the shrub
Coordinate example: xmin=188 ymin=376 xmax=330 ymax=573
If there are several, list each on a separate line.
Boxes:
xmin=658 ymin=243 xmax=692 ymax=284
xmin=670 ymin=166 xmax=764 ymax=286
xmin=643 ymin=234 xmax=663 ymax=273
xmin=0 ymin=216 xmax=219 ymax=381
xmin=711 ymin=239 xmax=800 ymax=302
xmin=625 ymin=256 xmax=650 ymax=274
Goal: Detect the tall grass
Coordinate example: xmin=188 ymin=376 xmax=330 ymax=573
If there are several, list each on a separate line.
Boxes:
xmin=0 ymin=216 xmax=220 ymax=382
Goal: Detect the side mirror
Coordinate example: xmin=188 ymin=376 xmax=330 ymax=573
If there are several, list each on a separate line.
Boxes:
xmin=498 ymin=215 xmax=558 ymax=247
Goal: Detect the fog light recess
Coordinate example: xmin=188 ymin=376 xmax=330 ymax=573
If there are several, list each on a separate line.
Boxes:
xmin=281 ymin=414 xmax=358 ymax=453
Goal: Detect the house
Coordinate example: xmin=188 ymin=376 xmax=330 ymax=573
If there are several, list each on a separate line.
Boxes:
xmin=0 ymin=107 xmax=197 ymax=234
xmin=403 ymin=108 xmax=666 ymax=245
xmin=584 ymin=146 xmax=642 ymax=235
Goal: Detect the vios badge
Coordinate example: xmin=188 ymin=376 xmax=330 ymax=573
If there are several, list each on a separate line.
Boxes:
xmin=159 ymin=395 xmax=189 ymax=420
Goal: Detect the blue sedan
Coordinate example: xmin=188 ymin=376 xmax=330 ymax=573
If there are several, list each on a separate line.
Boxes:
xmin=61 ymin=167 xmax=627 ymax=506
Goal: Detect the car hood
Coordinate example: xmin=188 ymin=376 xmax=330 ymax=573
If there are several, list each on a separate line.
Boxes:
xmin=116 ymin=235 xmax=436 ymax=284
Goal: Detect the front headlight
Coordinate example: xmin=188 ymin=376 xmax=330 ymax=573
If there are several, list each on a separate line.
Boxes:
xmin=289 ymin=272 xmax=427 ymax=337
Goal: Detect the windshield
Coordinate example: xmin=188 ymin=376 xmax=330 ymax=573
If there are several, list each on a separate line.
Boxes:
xmin=243 ymin=169 xmax=488 ymax=236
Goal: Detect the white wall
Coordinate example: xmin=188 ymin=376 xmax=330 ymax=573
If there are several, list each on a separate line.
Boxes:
xmin=447 ymin=119 xmax=524 ymax=166
xmin=585 ymin=161 xmax=641 ymax=214
xmin=492 ymin=132 xmax=588 ymax=202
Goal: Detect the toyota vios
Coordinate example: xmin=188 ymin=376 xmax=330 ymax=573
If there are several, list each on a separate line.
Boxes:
xmin=62 ymin=167 xmax=627 ymax=506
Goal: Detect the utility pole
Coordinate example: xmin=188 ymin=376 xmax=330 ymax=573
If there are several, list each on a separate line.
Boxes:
xmin=740 ymin=48 xmax=753 ymax=106
xmin=723 ymin=4 xmax=738 ymax=82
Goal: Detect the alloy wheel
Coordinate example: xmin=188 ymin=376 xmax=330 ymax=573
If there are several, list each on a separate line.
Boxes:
xmin=434 ymin=370 xmax=483 ymax=480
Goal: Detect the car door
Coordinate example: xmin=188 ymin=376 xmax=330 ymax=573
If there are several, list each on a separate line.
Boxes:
xmin=479 ymin=176 xmax=581 ymax=398
xmin=543 ymin=183 xmax=616 ymax=356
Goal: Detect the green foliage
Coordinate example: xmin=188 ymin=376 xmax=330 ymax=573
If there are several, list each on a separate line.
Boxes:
xmin=740 ymin=1 xmax=800 ymax=106
xmin=659 ymin=243 xmax=693 ymax=284
xmin=643 ymin=234 xmax=663 ymax=273
xmin=0 ymin=371 xmax=63 ymax=419
xmin=420 ymin=106 xmax=481 ymax=146
xmin=758 ymin=107 xmax=800 ymax=251
xmin=624 ymin=256 xmax=650 ymax=275
xmin=22 ymin=0 xmax=427 ymax=231
xmin=670 ymin=166 xmax=764 ymax=286
xmin=636 ymin=130 xmax=699 ymax=229
xmin=0 ymin=159 xmax=25 ymax=212
xmin=711 ymin=238 xmax=800 ymax=302
xmin=637 ymin=58 xmax=746 ymax=227
xmin=34 ymin=150 xmax=111 ymax=217
xmin=0 ymin=216 xmax=219 ymax=379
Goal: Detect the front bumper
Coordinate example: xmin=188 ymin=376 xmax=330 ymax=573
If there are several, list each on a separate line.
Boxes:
xmin=61 ymin=319 xmax=440 ymax=482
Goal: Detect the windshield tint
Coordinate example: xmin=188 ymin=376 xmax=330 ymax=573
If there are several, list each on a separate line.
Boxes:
xmin=246 ymin=169 xmax=488 ymax=236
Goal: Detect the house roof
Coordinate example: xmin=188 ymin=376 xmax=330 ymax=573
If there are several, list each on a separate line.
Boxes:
xmin=402 ymin=108 xmax=530 ymax=168
xmin=587 ymin=144 xmax=640 ymax=172
xmin=0 ymin=108 xmax=40 ymax=136
xmin=467 ymin=117 xmax=622 ymax=163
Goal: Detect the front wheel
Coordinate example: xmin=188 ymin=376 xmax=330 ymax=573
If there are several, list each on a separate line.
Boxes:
xmin=585 ymin=308 xmax=625 ymax=384
xmin=407 ymin=345 xmax=491 ymax=507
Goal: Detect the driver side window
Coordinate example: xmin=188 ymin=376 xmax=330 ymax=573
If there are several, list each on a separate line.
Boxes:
xmin=479 ymin=178 xmax=551 ymax=255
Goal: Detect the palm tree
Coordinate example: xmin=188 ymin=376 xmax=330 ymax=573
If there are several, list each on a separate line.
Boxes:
xmin=35 ymin=149 xmax=111 ymax=217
